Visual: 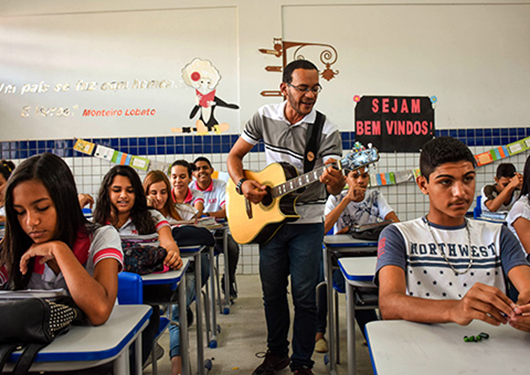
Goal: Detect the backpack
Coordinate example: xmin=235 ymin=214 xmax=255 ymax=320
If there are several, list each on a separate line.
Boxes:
xmin=121 ymin=234 xmax=167 ymax=275
xmin=0 ymin=296 xmax=83 ymax=374
xmin=348 ymin=221 xmax=392 ymax=241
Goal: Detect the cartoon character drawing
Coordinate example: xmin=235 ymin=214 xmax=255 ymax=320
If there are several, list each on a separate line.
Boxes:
xmin=176 ymin=58 xmax=239 ymax=135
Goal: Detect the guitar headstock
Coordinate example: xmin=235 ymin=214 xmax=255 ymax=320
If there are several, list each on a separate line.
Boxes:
xmin=340 ymin=144 xmax=379 ymax=171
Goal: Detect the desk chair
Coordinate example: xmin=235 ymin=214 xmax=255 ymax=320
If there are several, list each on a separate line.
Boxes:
xmin=474 ymin=195 xmax=482 ymax=219
xmin=322 ymin=232 xmax=379 ymax=370
xmin=212 ymin=228 xmax=237 ymax=316
xmin=319 ymin=228 xmax=344 ymax=364
xmin=316 ymin=272 xmax=344 ymax=364
xmin=117 ymin=272 xmax=170 ymax=375
xmin=322 ymin=254 xmax=373 ymax=367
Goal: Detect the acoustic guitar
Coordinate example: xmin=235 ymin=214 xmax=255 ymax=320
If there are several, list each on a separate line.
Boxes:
xmin=226 ymin=147 xmax=379 ymax=244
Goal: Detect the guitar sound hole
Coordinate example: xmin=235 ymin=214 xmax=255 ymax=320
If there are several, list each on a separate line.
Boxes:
xmin=261 ymin=186 xmax=273 ymax=207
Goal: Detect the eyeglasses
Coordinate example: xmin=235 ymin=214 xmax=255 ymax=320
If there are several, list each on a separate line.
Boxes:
xmin=286 ymin=82 xmax=322 ymax=94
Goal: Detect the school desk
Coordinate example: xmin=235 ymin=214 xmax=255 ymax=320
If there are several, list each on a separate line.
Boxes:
xmin=6 ymin=304 xmax=152 ymax=375
xmin=366 ymin=319 xmax=530 ymax=374
xmin=323 ymin=234 xmax=378 ymax=375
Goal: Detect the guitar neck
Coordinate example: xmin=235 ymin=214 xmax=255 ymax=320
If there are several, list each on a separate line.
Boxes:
xmin=269 ymin=147 xmax=379 ymax=199
xmin=271 ymin=162 xmax=337 ymax=198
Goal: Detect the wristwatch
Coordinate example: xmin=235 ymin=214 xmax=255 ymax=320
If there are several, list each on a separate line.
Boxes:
xmin=235 ymin=178 xmax=248 ymax=195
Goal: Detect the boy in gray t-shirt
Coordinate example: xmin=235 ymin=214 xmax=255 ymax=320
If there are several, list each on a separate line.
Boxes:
xmin=376 ymin=137 xmax=530 ymax=332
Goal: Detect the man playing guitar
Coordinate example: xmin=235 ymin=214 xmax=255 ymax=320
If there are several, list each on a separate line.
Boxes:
xmin=226 ymin=59 xmax=344 ymax=375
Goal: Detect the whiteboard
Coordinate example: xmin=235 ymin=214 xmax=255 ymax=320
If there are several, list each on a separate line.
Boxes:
xmin=0 ymin=7 xmax=240 ymax=140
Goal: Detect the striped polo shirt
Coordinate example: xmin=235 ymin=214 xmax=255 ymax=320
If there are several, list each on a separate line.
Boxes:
xmin=242 ymin=101 xmax=342 ymax=224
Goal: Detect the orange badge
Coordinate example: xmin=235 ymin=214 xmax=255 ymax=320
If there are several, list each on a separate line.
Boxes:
xmin=307 ymin=151 xmax=315 ymax=162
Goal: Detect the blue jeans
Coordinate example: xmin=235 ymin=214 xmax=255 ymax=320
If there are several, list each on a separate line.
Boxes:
xmin=169 ymin=253 xmax=210 ymax=357
xmin=259 ymin=223 xmax=324 ymax=371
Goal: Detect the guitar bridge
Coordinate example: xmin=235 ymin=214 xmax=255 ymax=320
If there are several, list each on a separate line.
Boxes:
xmin=245 ymin=198 xmax=253 ymax=219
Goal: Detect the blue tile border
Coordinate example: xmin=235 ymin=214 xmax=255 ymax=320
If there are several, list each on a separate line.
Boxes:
xmin=1 ymin=127 xmax=530 ymax=160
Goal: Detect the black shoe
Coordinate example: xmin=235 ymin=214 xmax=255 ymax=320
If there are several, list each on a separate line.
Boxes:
xmin=142 ymin=343 xmax=164 ymax=369
xmin=252 ymin=351 xmax=290 ymax=375
xmin=187 ymin=307 xmax=194 ymax=327
xmin=221 ymin=276 xmax=238 ymax=300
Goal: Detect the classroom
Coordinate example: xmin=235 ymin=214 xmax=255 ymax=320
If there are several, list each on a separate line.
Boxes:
xmin=1 ymin=0 xmax=530 ymax=374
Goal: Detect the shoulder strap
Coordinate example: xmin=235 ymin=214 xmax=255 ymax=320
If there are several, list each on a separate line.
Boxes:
xmin=303 ymin=111 xmax=326 ymax=173
xmin=0 ymin=343 xmax=19 ymax=373
xmin=13 ymin=343 xmax=47 ymax=375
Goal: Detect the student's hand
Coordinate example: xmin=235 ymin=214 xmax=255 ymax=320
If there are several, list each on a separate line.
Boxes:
xmin=510 ymin=173 xmax=523 ymax=190
xmin=78 ymin=194 xmax=94 ymax=209
xmin=510 ymin=293 xmax=530 ymax=332
xmin=164 ymin=250 xmax=183 ymax=270
xmin=19 ymin=241 xmax=66 ymax=275
xmin=336 ymin=227 xmax=349 ymax=234
xmin=345 ymin=185 xmax=366 ymax=202
xmin=320 ymin=159 xmax=346 ymax=195
xmin=242 ymin=180 xmax=267 ymax=204
xmin=146 ymin=195 xmax=158 ymax=208
xmin=451 ymin=282 xmax=516 ymax=326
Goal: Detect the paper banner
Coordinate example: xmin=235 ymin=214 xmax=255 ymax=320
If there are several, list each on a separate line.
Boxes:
xmin=475 ymin=151 xmax=493 ymax=167
xmin=73 ymin=133 xmax=530 ymax=189
xmin=93 ymin=145 xmax=115 ymax=161
xmin=394 ymin=170 xmax=414 ymax=184
xmin=73 ymin=139 xmax=95 ymax=155
xmin=507 ymin=137 xmax=529 ymax=155
xmin=490 ymin=145 xmax=509 ymax=161
xmin=112 ymin=151 xmax=132 ymax=166
xmin=379 ymin=173 xmax=395 ymax=186
xmin=370 ymin=170 xmax=415 ymax=187
xmin=148 ymin=160 xmax=171 ymax=174
xmin=130 ymin=156 xmax=150 ymax=171
xmin=373 ymin=137 xmax=530 ymax=186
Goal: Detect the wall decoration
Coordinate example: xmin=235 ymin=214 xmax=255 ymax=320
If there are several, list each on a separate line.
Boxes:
xmin=355 ymin=95 xmax=435 ymax=152
xmin=172 ymin=58 xmax=239 ymax=135
xmin=93 ymin=145 xmax=115 ymax=161
xmin=148 ymin=160 xmax=171 ymax=174
xmin=370 ymin=135 xmax=530 ymax=187
xmin=73 ymin=139 xmax=95 ymax=155
xmin=74 ymin=138 xmax=174 ymax=173
xmin=259 ymin=38 xmax=339 ymax=97
xmin=73 ymin=133 xmax=530 ymax=188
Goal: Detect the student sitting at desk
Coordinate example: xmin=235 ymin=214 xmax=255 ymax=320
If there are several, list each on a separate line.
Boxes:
xmin=0 ymin=159 xmax=15 ymax=224
xmin=168 ymin=160 xmax=211 ymax=287
xmin=506 ymin=155 xmax=530 ymax=262
xmin=315 ymin=167 xmax=399 ymax=352
xmin=376 ymin=137 xmax=530 ymax=332
xmin=481 ymin=162 xmax=522 ymax=213
xmin=192 ymin=156 xmax=240 ymax=299
xmin=93 ymin=165 xmax=183 ymax=368
xmin=170 ymin=159 xmax=205 ymax=218
xmin=324 ymin=167 xmax=399 ymax=234
xmin=0 ymin=153 xmax=123 ymax=326
xmin=143 ymin=169 xmax=209 ymax=375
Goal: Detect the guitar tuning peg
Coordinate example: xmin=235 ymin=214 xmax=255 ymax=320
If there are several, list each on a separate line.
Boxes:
xmin=352 ymin=141 xmax=366 ymax=153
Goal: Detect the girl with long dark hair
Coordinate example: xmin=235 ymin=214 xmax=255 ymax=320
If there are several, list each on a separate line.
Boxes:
xmin=0 ymin=153 xmax=122 ymax=326
xmin=93 ymin=165 xmax=183 ymax=367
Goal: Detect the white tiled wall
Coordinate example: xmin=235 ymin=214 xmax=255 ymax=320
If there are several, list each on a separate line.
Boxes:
xmin=9 ymin=144 xmax=530 ymax=275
